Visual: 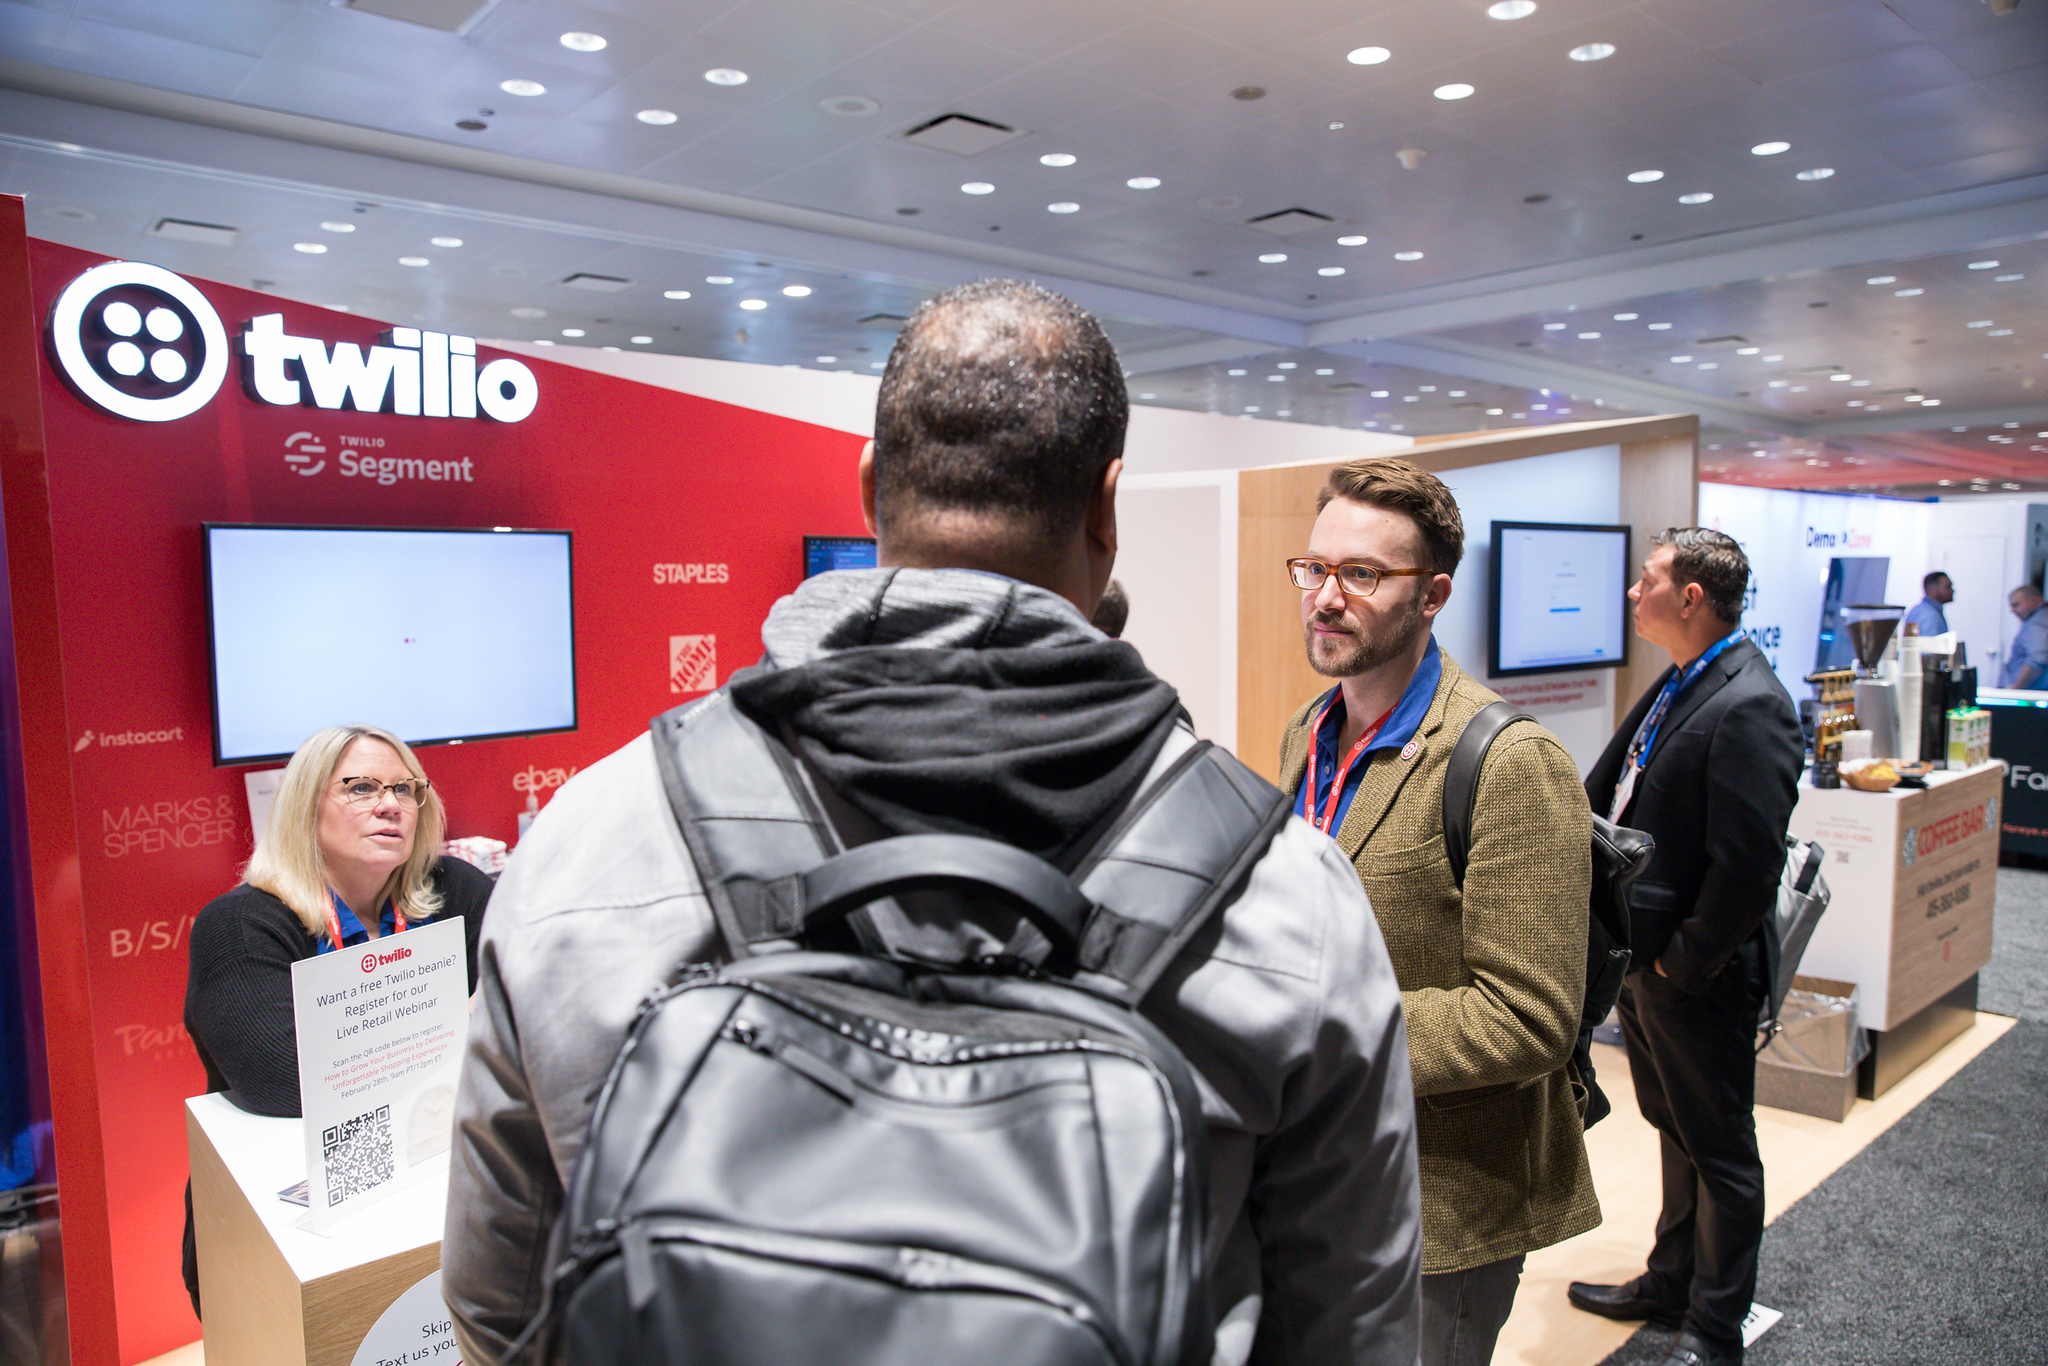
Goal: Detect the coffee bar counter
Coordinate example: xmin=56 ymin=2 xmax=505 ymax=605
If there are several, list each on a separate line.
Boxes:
xmin=1788 ymin=759 xmax=2001 ymax=1098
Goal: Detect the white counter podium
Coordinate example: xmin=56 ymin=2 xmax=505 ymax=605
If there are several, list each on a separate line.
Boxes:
xmin=186 ymin=1092 xmax=446 ymax=1366
xmin=1789 ymin=759 xmax=2001 ymax=1096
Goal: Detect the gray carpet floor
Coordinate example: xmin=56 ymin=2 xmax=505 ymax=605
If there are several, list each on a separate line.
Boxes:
xmin=1593 ymin=864 xmax=2048 ymax=1365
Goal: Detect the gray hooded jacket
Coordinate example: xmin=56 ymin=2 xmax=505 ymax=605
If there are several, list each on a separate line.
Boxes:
xmin=443 ymin=568 xmax=1422 ymax=1365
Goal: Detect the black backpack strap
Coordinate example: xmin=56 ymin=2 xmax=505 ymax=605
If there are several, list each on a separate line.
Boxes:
xmin=1443 ymin=701 xmax=1534 ymax=887
xmin=1068 ymin=734 xmax=1294 ymax=1004
xmin=649 ymin=692 xmax=838 ymax=958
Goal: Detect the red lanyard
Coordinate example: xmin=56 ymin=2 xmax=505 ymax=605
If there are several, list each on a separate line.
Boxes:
xmin=325 ymin=896 xmax=405 ymax=950
xmin=1306 ymin=696 xmax=1398 ymax=835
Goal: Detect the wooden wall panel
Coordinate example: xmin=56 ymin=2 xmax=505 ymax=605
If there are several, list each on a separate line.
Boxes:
xmin=1616 ymin=426 xmax=1701 ymax=719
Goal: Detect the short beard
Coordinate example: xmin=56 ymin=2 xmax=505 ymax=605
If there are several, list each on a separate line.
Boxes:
xmin=1305 ymin=587 xmax=1427 ymax=679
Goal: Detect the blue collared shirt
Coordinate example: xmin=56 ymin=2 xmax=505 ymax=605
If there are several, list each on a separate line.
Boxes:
xmin=1902 ymin=597 xmax=1948 ymax=638
xmin=1296 ymin=638 xmax=1442 ymax=833
xmin=315 ymin=890 xmax=399 ymax=954
xmin=2003 ymin=605 xmax=2048 ymax=688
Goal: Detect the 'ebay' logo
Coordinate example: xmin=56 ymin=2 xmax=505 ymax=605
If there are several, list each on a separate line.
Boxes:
xmin=361 ymin=945 xmax=413 ymax=973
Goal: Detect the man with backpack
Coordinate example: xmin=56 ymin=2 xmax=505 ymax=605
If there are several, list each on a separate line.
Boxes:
xmin=1571 ymin=530 xmax=1803 ymax=1366
xmin=441 ymin=279 xmax=1423 ymax=1366
xmin=1278 ymin=458 xmax=1598 ymax=1366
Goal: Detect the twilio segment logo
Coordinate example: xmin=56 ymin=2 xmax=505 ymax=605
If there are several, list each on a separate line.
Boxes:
xmin=362 ymin=945 xmax=413 ymax=973
xmin=49 ymin=262 xmax=232 ymax=422
xmin=48 ymin=261 xmax=538 ymax=424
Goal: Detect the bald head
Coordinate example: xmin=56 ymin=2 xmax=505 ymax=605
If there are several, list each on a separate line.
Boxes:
xmin=870 ymin=279 xmax=1127 ymax=549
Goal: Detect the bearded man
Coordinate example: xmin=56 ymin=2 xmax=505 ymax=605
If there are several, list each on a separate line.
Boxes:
xmin=1278 ymin=457 xmax=1599 ymax=1366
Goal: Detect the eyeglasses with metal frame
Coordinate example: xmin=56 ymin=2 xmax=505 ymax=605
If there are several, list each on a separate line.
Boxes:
xmin=1285 ymin=557 xmax=1432 ymax=597
xmin=334 ymin=776 xmax=431 ymax=809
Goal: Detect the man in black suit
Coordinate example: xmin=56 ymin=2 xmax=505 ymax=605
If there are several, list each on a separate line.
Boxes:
xmin=1567 ymin=528 xmax=1802 ymax=1366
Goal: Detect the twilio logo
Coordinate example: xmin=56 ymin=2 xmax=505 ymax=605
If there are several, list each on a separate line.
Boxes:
xmin=48 ymin=262 xmax=232 ymax=422
xmin=362 ymin=945 xmax=413 ymax=972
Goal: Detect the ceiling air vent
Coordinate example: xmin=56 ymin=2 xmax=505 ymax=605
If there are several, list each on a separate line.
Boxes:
xmin=858 ymin=313 xmax=909 ymax=327
xmin=1246 ymin=208 xmax=1336 ymax=236
xmin=149 ymin=218 xmax=239 ymax=246
xmin=1326 ymin=381 xmax=1369 ymax=392
xmin=899 ymin=114 xmax=1022 ymax=156
xmin=1798 ymin=364 xmax=1847 ymax=375
xmin=343 ymin=0 xmax=497 ymax=34
xmin=558 ymin=273 xmax=633 ymax=293
xmin=1694 ymin=334 xmax=1750 ymax=347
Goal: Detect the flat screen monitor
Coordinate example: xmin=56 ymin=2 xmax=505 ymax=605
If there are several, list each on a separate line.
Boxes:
xmin=804 ymin=535 xmax=878 ymax=578
xmin=203 ymin=524 xmax=576 ymax=765
xmin=1489 ymin=521 xmax=1632 ymax=678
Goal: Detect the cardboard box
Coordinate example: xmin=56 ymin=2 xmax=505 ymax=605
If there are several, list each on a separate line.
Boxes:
xmin=1757 ymin=975 xmax=1863 ymax=1123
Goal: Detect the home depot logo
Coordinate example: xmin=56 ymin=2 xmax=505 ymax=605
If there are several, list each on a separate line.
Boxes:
xmin=670 ymin=635 xmax=717 ymax=694
xmin=48 ymin=261 xmax=538 ymax=424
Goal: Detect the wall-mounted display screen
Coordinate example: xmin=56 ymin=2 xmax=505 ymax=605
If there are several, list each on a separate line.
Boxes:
xmin=804 ymin=534 xmax=878 ymax=578
xmin=203 ymin=524 xmax=576 ymax=765
xmin=1489 ymin=521 xmax=1632 ymax=678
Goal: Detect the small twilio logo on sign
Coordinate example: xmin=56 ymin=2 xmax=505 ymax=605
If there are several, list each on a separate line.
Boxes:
xmin=361 ymin=945 xmax=413 ymax=972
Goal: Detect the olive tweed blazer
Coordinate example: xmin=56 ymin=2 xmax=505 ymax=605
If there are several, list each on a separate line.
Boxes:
xmin=1281 ymin=650 xmax=1600 ymax=1274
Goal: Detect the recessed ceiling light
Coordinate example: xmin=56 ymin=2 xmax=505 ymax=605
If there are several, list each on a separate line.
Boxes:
xmin=1544 ymin=322 xmax=1568 ymax=330
xmin=1577 ymin=331 xmax=1600 ymax=339
xmin=1791 ymin=384 xmax=1808 ymax=391
xmin=1370 ymin=389 xmax=1390 ymax=397
xmin=782 ymin=284 xmax=812 ymax=297
xmin=961 ymin=182 xmax=995 ymax=195
xmin=704 ymin=68 xmax=748 ymax=85
xmin=707 ymin=275 xmax=734 ymax=284
xmin=1276 ymin=362 xmax=1297 ymax=369
xmin=1797 ymin=167 xmax=1834 ymax=180
xmin=739 ymin=298 xmax=768 ymax=310
xmin=1995 ymin=273 xmax=2024 ymax=282
xmin=1736 ymin=346 xmax=1760 ymax=355
xmin=1347 ymin=46 xmax=1392 ymax=65
xmin=1678 ymin=192 xmax=1714 ymax=204
xmin=1569 ymin=42 xmax=1615 ymax=61
xmin=500 ymin=79 xmax=546 ymax=97
xmin=1967 ymin=319 xmax=1994 ymax=327
xmin=532 ymin=339 xmax=554 ymax=346
xmin=559 ymin=31 xmax=606 ymax=51
xmin=638 ymin=109 xmax=678 ymax=125
xmin=1433 ymin=83 xmax=1475 ymax=100
xmin=1938 ymin=479 xmax=1953 ymax=486
xmin=430 ymin=236 xmax=463 ymax=248
xmin=1318 ymin=266 xmax=1345 ymax=276
xmin=1315 ymin=368 xmax=1334 ymax=375
xmin=1968 ymin=260 xmax=2000 ymax=270
xmin=1394 ymin=250 xmax=1425 ymax=260
xmin=398 ymin=256 xmax=429 ymax=267
xmin=1761 ymin=354 xmax=1782 ymax=362
xmin=1867 ymin=276 xmax=1897 ymax=284
xmin=1670 ymin=355 xmax=1693 ymax=363
xmin=510 ymin=306 xmax=546 ymax=319
xmin=1449 ymin=390 xmax=1466 ymax=397
xmin=1647 ymin=322 xmax=1673 ymax=330
xmin=663 ymin=289 xmax=691 ymax=300
xmin=1258 ymin=253 xmax=1288 ymax=264
xmin=631 ymin=335 xmax=653 ymax=344
xmin=1830 ymin=372 xmax=1852 ymax=380
xmin=1990 ymin=328 xmax=2014 ymax=336
xmin=561 ymin=328 xmax=585 ymax=337
xmin=1126 ymin=176 xmax=1160 ymax=189
xmin=1488 ymin=0 xmax=1537 ymax=17
xmin=1047 ymin=201 xmax=1080 ymax=213
xmin=1750 ymin=141 xmax=1790 ymax=156
xmin=1040 ymin=153 xmax=1077 ymax=167
xmin=293 ymin=242 xmax=327 ymax=254
xmin=1768 ymin=379 xmax=1788 ymax=387
xmin=1903 ymin=393 xmax=1925 ymax=402
xmin=1626 ymin=169 xmax=1664 ymax=183
xmin=1896 ymin=287 xmax=1924 ymax=296
xmin=1851 ymin=379 xmax=1871 ymax=385
xmin=1337 ymin=235 xmax=1368 ymax=246
xmin=1267 ymin=374 xmax=1285 ymax=382
xmin=1697 ymin=361 xmax=1718 ymax=369
xmin=320 ymin=220 xmax=355 ymax=233
xmin=1227 ymin=369 xmax=1247 ymax=376
xmin=1328 ymin=121 xmax=1345 ymax=130
xmin=1613 ymin=312 xmax=1639 ymax=320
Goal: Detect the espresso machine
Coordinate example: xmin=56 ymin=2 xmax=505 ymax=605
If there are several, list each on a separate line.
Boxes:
xmin=1844 ymin=604 xmax=1904 ymax=757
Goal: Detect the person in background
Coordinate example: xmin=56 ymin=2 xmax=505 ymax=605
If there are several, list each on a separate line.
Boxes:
xmin=1278 ymin=456 xmax=1596 ymax=1366
xmin=2001 ymin=584 xmax=2048 ymax=689
xmin=1902 ymin=571 xmax=1951 ymax=637
xmin=181 ymin=724 xmax=491 ymax=1316
xmin=1571 ymin=530 xmax=1802 ymax=1366
xmin=1091 ymin=576 xmax=1129 ymax=637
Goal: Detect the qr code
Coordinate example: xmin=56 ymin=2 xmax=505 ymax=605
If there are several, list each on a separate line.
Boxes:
xmin=321 ymin=1105 xmax=394 ymax=1205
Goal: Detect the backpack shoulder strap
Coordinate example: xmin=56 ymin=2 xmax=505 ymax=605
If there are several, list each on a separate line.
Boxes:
xmin=648 ymin=692 xmax=836 ymax=958
xmin=1443 ymin=701 xmax=1534 ymax=888
xmin=1068 ymin=733 xmax=1293 ymax=1004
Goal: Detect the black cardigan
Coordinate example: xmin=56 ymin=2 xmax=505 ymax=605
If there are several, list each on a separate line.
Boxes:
xmin=182 ymin=857 xmax=493 ymax=1118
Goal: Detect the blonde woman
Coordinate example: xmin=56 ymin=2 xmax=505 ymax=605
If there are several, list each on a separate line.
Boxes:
xmin=181 ymin=724 xmax=490 ymax=1314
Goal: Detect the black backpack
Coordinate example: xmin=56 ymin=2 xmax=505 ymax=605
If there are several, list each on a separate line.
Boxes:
xmin=523 ymin=693 xmax=1292 ymax=1366
xmin=1443 ymin=702 xmax=1653 ymax=1129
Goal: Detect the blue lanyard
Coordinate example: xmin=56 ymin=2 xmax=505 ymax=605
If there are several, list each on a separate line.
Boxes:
xmin=1628 ymin=629 xmax=1745 ymax=771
